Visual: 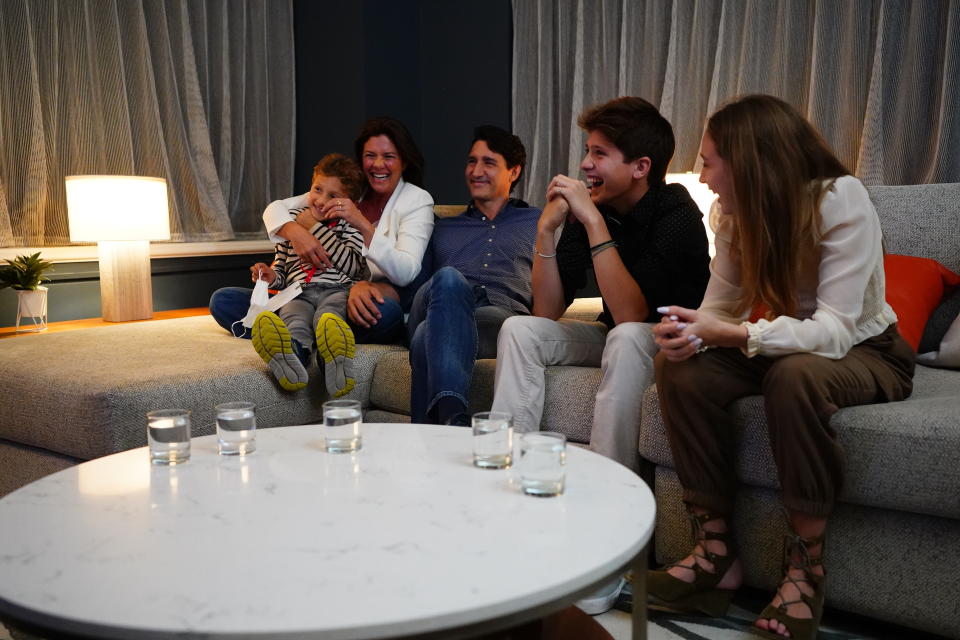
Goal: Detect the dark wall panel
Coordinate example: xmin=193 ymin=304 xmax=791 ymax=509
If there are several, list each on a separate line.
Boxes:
xmin=362 ymin=2 xmax=423 ymax=145
xmin=292 ymin=1 xmax=367 ymax=188
xmin=292 ymin=0 xmax=513 ymax=204
xmin=417 ymin=0 xmax=513 ymax=204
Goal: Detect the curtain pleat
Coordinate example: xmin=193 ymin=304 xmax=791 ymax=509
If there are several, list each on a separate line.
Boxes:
xmin=512 ymin=0 xmax=960 ymax=206
xmin=0 ymin=0 xmax=294 ymax=247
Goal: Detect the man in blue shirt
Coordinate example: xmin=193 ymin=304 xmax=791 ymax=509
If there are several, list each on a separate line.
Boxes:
xmin=408 ymin=126 xmax=540 ymax=426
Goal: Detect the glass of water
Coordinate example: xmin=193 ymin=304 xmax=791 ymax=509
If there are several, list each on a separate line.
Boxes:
xmin=147 ymin=409 xmax=191 ymax=465
xmin=215 ymin=401 xmax=257 ymax=455
xmin=472 ymin=411 xmax=513 ymax=469
xmin=323 ymin=399 xmax=362 ymax=453
xmin=519 ymin=432 xmax=566 ymax=497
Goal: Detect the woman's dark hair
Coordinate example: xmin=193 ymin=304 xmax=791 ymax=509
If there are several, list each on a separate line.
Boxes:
xmin=354 ymin=116 xmax=425 ymax=188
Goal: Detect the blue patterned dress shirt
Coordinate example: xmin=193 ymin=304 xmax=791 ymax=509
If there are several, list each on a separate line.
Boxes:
xmin=422 ymin=198 xmax=541 ymax=314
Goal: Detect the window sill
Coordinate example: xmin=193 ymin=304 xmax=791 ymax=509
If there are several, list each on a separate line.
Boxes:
xmin=0 ymin=240 xmax=274 ymax=263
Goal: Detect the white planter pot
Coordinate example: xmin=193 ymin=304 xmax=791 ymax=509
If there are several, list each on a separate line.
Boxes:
xmin=16 ymin=286 xmax=48 ymax=332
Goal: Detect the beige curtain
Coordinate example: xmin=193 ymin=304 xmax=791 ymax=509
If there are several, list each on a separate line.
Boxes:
xmin=0 ymin=0 xmax=295 ymax=246
xmin=512 ymin=0 xmax=960 ymax=205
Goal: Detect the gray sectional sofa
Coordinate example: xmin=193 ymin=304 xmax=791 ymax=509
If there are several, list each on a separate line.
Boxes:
xmin=0 ymin=184 xmax=957 ymax=637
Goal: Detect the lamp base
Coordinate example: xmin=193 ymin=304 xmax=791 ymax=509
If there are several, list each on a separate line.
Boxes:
xmin=98 ymin=240 xmax=154 ymax=322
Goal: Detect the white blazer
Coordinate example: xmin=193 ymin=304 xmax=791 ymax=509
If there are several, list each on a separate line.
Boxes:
xmin=262 ymin=178 xmax=435 ymax=287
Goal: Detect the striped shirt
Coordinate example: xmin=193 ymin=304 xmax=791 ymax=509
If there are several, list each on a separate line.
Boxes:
xmin=270 ymin=206 xmax=368 ymax=289
xmin=424 ymin=199 xmax=541 ymax=314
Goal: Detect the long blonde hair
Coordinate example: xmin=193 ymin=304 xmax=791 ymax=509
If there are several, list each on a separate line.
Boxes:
xmin=706 ymin=95 xmax=850 ymax=318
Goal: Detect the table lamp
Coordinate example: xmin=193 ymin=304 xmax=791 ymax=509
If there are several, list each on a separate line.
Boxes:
xmin=65 ymin=175 xmax=171 ymax=322
xmin=666 ymin=172 xmax=717 ymax=256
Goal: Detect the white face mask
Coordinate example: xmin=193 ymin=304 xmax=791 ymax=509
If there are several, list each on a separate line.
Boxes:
xmin=231 ymin=280 xmax=304 ymax=337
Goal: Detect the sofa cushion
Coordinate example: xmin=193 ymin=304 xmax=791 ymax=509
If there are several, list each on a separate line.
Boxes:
xmin=883 ymin=254 xmax=960 ymax=350
xmin=919 ymin=286 xmax=960 ymax=353
xmin=539 ymin=366 xmax=601 ymax=443
xmin=869 ymin=183 xmax=960 ymax=274
xmin=918 ymin=310 xmax=960 ymax=369
xmin=368 ymin=350 xmax=600 ymax=444
xmin=639 ymin=364 xmax=960 ymax=519
xmin=0 ymin=316 xmax=401 ymax=460
xmin=369 ymin=351 xmax=497 ymax=416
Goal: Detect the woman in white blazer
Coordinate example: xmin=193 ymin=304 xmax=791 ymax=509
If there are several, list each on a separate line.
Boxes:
xmin=210 ymin=117 xmax=435 ymax=343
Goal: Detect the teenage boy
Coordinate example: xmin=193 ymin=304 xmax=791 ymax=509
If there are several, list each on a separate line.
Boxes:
xmin=493 ymin=96 xmax=710 ymax=471
xmin=408 ymin=126 xmax=540 ymax=426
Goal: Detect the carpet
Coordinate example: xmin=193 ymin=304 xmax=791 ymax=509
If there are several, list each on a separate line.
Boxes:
xmin=2 ymin=589 xmax=946 ymax=640
xmin=594 ymin=584 xmax=948 ymax=640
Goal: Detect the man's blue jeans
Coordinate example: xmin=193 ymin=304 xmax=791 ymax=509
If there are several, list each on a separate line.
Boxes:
xmin=208 ymin=286 xmax=405 ymax=344
xmin=407 ymin=267 xmax=515 ymax=424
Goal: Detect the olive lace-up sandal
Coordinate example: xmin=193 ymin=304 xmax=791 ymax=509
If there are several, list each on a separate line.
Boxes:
xmin=753 ymin=530 xmax=826 ymax=640
xmin=648 ymin=509 xmax=739 ymax=617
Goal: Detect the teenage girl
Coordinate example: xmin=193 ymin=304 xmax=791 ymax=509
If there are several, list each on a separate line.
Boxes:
xmin=649 ymin=94 xmax=914 ymax=640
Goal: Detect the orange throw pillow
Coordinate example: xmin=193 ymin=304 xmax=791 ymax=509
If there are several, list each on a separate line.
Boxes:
xmin=884 ymin=254 xmax=960 ymax=351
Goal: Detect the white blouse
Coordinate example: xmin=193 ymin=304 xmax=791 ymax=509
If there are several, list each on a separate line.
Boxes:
xmin=699 ymin=175 xmax=897 ymax=360
xmin=261 ymin=179 xmax=435 ymax=287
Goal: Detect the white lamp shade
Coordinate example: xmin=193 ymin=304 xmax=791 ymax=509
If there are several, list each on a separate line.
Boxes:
xmin=65 ymin=175 xmax=171 ymax=242
xmin=666 ymin=172 xmax=717 ymax=256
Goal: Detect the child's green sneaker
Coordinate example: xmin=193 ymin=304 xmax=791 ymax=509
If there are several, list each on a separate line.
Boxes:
xmin=252 ymin=311 xmax=308 ymax=391
xmin=316 ymin=313 xmax=355 ymax=398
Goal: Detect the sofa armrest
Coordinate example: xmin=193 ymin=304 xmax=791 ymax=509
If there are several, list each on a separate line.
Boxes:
xmin=348 ymin=343 xmax=408 ymax=410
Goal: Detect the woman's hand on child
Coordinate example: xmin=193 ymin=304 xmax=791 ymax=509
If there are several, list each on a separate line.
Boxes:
xmin=347 ymin=280 xmax=385 ymax=328
xmin=285 ymin=224 xmax=333 ymax=270
xmin=320 ymin=198 xmax=369 ymax=231
xmin=249 ymin=263 xmax=276 ymax=284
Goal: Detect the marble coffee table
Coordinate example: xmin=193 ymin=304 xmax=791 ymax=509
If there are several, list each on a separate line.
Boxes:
xmin=0 ymin=423 xmax=655 ymax=639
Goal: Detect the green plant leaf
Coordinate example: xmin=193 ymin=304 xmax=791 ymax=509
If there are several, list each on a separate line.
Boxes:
xmin=0 ymin=252 xmax=54 ymax=290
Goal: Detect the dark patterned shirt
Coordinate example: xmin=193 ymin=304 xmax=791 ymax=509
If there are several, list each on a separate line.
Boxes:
xmin=556 ymin=182 xmax=710 ymax=327
xmin=423 ymin=199 xmax=541 ymax=314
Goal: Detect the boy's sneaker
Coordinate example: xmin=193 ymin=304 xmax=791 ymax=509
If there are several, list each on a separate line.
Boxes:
xmin=252 ymin=311 xmax=308 ymax=391
xmin=316 ymin=313 xmax=356 ymax=398
xmin=574 ymin=576 xmax=626 ymax=615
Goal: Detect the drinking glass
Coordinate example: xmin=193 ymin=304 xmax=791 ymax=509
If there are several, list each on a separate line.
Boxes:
xmin=146 ymin=409 xmax=191 ymax=465
xmin=519 ymin=432 xmax=566 ymax=496
xmin=215 ymin=401 xmax=257 ymax=455
xmin=471 ymin=411 xmax=513 ymax=469
xmin=323 ymin=399 xmax=362 ymax=453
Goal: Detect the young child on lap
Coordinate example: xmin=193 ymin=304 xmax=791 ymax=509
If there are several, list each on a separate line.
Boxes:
xmin=251 ymin=154 xmax=367 ymax=396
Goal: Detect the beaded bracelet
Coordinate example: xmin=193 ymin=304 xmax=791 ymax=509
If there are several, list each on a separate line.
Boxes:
xmin=589 ymin=239 xmax=618 ymax=257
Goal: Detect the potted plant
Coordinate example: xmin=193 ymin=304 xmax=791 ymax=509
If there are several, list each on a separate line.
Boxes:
xmin=0 ymin=252 xmax=55 ymax=331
